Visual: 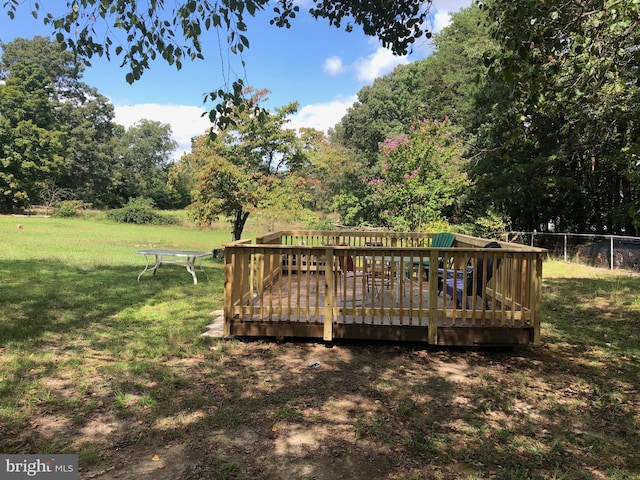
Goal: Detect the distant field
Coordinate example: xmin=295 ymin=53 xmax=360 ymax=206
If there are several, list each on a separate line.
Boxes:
xmin=1 ymin=215 xmax=259 ymax=263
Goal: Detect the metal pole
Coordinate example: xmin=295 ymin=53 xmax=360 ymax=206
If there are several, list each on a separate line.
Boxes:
xmin=564 ymin=234 xmax=567 ymax=262
xmin=610 ymin=235 xmax=614 ymax=270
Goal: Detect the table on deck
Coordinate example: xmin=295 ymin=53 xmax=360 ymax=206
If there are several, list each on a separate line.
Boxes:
xmin=136 ymin=249 xmax=211 ymax=284
xmin=364 ymin=254 xmax=414 ymax=304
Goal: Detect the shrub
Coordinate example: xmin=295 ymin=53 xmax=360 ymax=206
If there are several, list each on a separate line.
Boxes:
xmin=53 ymin=200 xmax=91 ymax=218
xmin=106 ymin=198 xmax=179 ymax=225
xmin=311 ymin=216 xmax=338 ymax=230
xmin=371 ymin=119 xmax=470 ymax=231
xmin=473 ymin=207 xmax=511 ymax=239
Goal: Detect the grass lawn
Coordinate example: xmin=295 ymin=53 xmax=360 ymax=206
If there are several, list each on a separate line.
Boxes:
xmin=1 ymin=216 xmax=639 ymax=479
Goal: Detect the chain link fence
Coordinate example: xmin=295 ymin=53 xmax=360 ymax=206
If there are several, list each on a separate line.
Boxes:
xmin=502 ymin=231 xmax=640 ymax=272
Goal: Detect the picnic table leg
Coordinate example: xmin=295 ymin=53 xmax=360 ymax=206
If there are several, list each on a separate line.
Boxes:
xmin=195 ymin=256 xmax=209 ymax=282
xmin=186 ymin=257 xmax=198 ymax=284
xmin=137 ymin=254 xmax=161 ymax=281
xmin=152 ymin=255 xmax=161 ymax=275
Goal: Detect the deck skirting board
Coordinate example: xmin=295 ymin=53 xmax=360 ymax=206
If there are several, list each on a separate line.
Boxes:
xmin=227 ymin=319 xmax=533 ymax=346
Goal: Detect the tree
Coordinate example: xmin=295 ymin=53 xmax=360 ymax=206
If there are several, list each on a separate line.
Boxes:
xmin=3 ymin=1 xmax=435 ymax=132
xmin=331 ymin=62 xmax=430 ymax=166
xmin=0 ymin=36 xmax=125 ymax=211
xmin=330 ymin=6 xmax=494 ymax=228
xmin=188 ymin=138 xmax=259 ymax=239
xmin=332 ymin=4 xmax=494 ymax=164
xmin=471 ymin=0 xmax=640 ymax=234
xmin=57 ymin=88 xmax=121 ymax=207
xmin=367 ymin=118 xmax=469 ymax=231
xmin=186 ymin=88 xmax=305 ymax=240
xmin=111 ymin=120 xmax=178 ymax=208
xmin=0 ymin=37 xmax=69 ymax=212
xmin=38 ymin=180 xmax=74 ymax=215
xmin=421 ymin=4 xmax=495 ymax=134
xmin=295 ymin=128 xmax=364 ymax=213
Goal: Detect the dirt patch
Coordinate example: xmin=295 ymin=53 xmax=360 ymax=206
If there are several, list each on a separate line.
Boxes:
xmin=6 ymin=339 xmax=640 ymax=480
xmin=429 ymin=356 xmax=473 ymax=383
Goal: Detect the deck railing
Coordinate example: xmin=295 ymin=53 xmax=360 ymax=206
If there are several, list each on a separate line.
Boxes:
xmin=223 ymin=231 xmax=546 ymax=346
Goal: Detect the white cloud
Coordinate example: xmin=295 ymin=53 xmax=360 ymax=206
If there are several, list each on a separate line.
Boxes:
xmin=288 ymin=95 xmax=357 ymax=133
xmin=431 ymin=10 xmax=454 ymax=33
xmin=113 ymin=97 xmax=357 ymax=159
xmin=429 ymin=0 xmax=475 ymax=34
xmin=354 ymin=47 xmax=409 ymax=83
xmin=323 ymin=56 xmax=345 ymax=76
xmin=114 ymin=103 xmax=212 ymax=160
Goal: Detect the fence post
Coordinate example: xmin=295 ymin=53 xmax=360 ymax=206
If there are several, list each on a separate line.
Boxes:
xmin=610 ymin=235 xmax=614 ymax=270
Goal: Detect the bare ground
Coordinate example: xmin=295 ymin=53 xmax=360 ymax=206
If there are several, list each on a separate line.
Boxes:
xmin=6 ymin=334 xmax=638 ymax=480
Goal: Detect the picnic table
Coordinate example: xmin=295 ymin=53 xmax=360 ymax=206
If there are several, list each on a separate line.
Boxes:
xmin=136 ymin=249 xmax=211 ymax=284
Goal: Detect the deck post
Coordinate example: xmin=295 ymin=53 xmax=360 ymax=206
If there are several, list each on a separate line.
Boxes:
xmin=532 ymin=255 xmax=543 ymax=344
xmin=323 ymin=247 xmax=334 ymax=341
xmin=223 ymin=248 xmax=233 ymax=337
xmin=428 ymin=249 xmax=439 ymax=344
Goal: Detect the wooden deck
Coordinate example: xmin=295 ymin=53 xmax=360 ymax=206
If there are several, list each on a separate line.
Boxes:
xmin=223 ymin=231 xmax=545 ymax=346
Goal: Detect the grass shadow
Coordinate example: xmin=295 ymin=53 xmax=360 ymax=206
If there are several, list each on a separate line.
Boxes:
xmin=2 ymin=255 xmax=640 ymax=479
xmin=0 ymin=258 xmax=222 ymax=346
xmin=541 ymin=275 xmax=640 ymax=376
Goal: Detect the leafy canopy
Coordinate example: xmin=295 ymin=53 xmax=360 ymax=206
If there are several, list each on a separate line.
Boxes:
xmin=3 ymin=0 xmax=434 ymax=131
xmin=471 ymin=0 xmax=640 ymax=233
xmin=367 ymin=118 xmax=469 ymax=231
xmin=185 ymin=88 xmax=304 ymax=240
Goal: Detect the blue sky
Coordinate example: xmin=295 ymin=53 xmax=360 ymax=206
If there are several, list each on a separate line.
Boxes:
xmin=1 ymin=1 xmax=472 ymax=158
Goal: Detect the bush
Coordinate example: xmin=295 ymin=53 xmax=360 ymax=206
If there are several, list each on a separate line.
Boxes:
xmin=473 ymin=207 xmax=511 ymax=239
xmin=106 ymin=198 xmax=179 ymax=225
xmin=311 ymin=215 xmax=338 ymax=230
xmin=53 ymin=200 xmax=91 ymax=218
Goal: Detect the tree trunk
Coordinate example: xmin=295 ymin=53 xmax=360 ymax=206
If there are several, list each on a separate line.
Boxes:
xmin=232 ymin=209 xmax=250 ymax=241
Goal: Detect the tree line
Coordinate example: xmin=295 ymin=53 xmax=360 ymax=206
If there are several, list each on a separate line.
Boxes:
xmin=0 ymin=37 xmax=181 ymax=213
xmin=333 ymin=1 xmax=640 ymax=236
xmin=2 ymin=0 xmax=639 ymax=239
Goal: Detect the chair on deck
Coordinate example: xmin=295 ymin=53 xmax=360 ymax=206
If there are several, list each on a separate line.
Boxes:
xmin=364 ymin=257 xmax=392 ymax=300
xmin=336 ymin=254 xmax=372 ymax=305
xmin=337 ymin=254 xmax=358 ymax=278
xmin=409 ymin=232 xmax=456 ymax=282
xmin=444 ymin=241 xmax=502 ymax=309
